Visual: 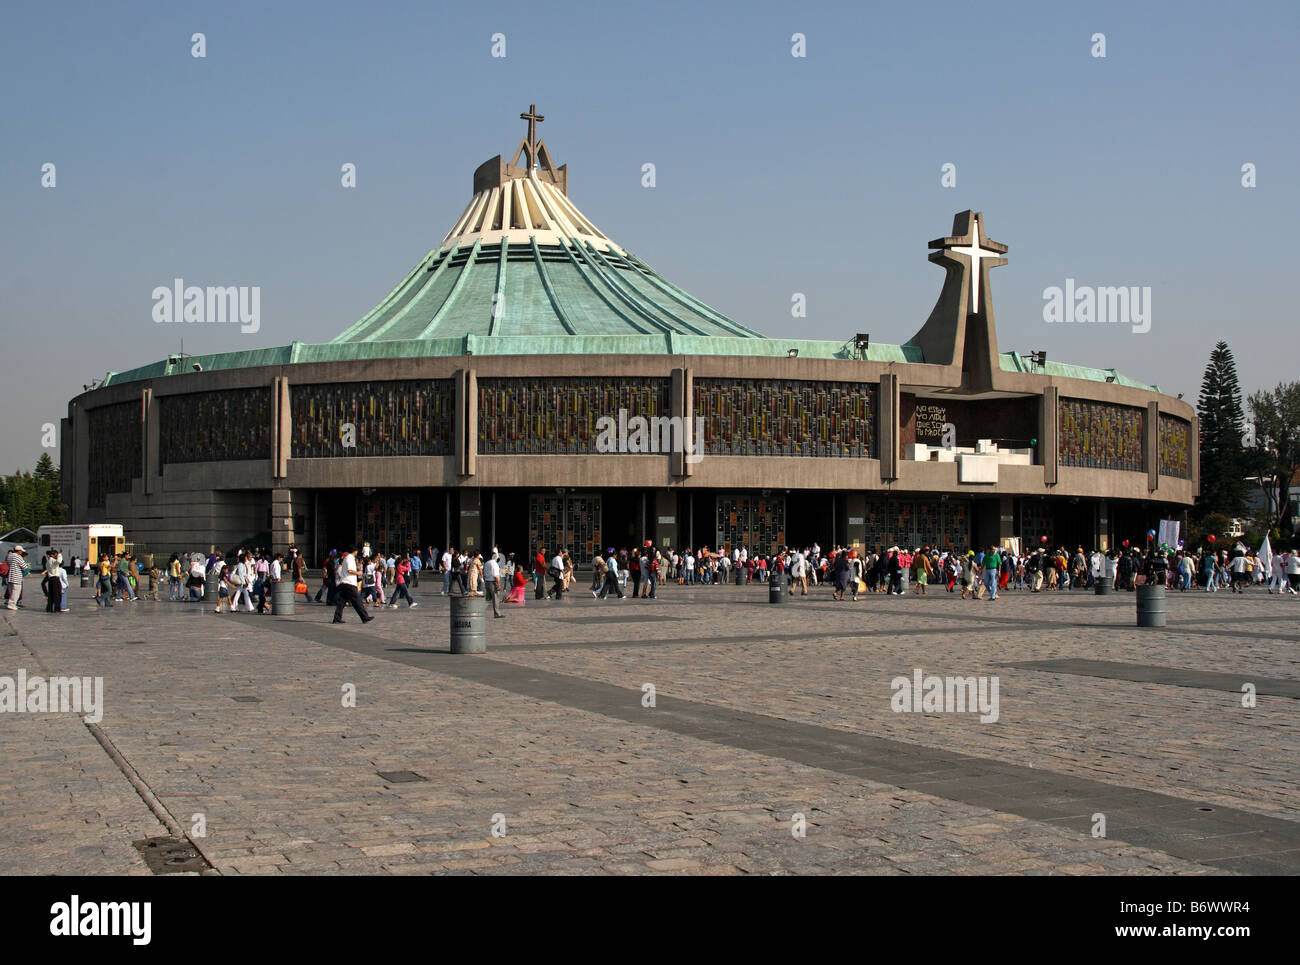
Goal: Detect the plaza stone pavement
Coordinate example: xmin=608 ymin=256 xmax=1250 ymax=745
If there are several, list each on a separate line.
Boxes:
xmin=2 ymin=579 xmax=1297 ymax=876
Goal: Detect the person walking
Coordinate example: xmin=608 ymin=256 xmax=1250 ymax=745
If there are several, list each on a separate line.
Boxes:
xmin=388 ymin=554 xmax=418 ymax=608
xmin=440 ymin=547 xmax=454 ymax=595
xmin=332 ymin=546 xmax=373 ymax=624
xmin=466 ymin=552 xmax=483 ymax=598
xmin=629 ymin=549 xmax=642 ymax=599
xmin=982 ymin=545 xmax=1002 ymax=601
xmin=42 ymin=551 xmax=61 ymax=613
xmin=545 ymin=548 xmax=565 ymax=600
xmin=228 ymin=552 xmax=254 ymax=612
xmin=911 ymin=548 xmax=932 ymax=595
xmin=597 ymin=548 xmax=625 ymax=599
xmin=484 ymin=552 xmax=504 ymax=617
xmin=645 ymin=545 xmax=659 ymax=599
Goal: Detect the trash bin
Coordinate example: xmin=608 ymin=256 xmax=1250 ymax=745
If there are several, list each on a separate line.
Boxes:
xmin=271 ymin=580 xmax=295 ymax=615
xmin=80 ymin=571 xmax=89 ymax=588
xmin=734 ymin=567 xmax=743 ymax=586
xmin=1094 ymin=576 xmax=1111 ymax=596
xmin=1136 ymin=584 xmax=1166 ymax=627
xmin=769 ymin=572 xmax=787 ymax=604
xmin=450 ymin=595 xmax=486 ymax=653
xmin=205 ymin=572 xmax=220 ymax=603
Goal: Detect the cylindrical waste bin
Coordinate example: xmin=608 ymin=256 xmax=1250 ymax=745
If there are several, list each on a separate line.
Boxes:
xmin=80 ymin=570 xmax=89 ymax=588
xmin=205 ymin=572 xmax=220 ymax=603
xmin=769 ymin=572 xmax=787 ymax=604
xmin=271 ymin=580 xmax=295 ymax=615
xmin=734 ymin=567 xmax=743 ymax=586
xmin=1094 ymin=576 xmax=1111 ymax=596
xmin=450 ymin=595 xmax=486 ymax=653
xmin=1136 ymin=584 xmax=1166 ymax=627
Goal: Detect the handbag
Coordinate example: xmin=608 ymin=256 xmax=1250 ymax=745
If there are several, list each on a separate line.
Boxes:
xmin=294 ymin=581 xmax=308 ymax=594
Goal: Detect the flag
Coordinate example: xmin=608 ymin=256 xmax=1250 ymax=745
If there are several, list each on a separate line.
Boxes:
xmin=1258 ymin=534 xmax=1273 ymax=581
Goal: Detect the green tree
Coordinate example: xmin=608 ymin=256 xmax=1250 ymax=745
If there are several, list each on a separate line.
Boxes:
xmin=0 ymin=457 xmax=67 ymax=531
xmin=34 ymin=453 xmax=57 ymax=481
xmin=1246 ymin=381 xmax=1300 ymax=535
xmin=1195 ymin=341 xmax=1247 ymax=518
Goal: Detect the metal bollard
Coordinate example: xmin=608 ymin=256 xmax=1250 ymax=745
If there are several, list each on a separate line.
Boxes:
xmin=450 ymin=595 xmax=486 ymax=653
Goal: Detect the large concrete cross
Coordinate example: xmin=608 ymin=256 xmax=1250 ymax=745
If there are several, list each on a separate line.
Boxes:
xmin=942 ymin=214 xmax=1004 ymax=315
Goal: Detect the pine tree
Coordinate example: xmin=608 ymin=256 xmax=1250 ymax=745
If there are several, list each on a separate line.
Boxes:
xmin=1196 ymin=341 xmax=1247 ymax=518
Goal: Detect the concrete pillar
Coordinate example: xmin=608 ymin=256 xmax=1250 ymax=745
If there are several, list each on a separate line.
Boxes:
xmin=879 ymin=374 xmax=898 ymax=480
xmin=271 ymin=488 xmax=296 ymax=557
xmin=1041 ymin=385 xmax=1058 ymax=484
xmin=273 ymin=376 xmax=290 ymax=479
xmin=459 ymin=488 xmax=482 ymax=551
xmin=670 ymin=367 xmax=692 ymax=477
xmin=652 ymin=490 xmax=678 ymax=549
xmin=455 ymin=369 xmax=477 ymax=477
xmin=1147 ymin=401 xmax=1159 ymax=493
xmin=1097 ymin=500 xmax=1110 ymax=551
xmin=139 ymin=389 xmax=153 ymax=495
xmin=466 ymin=369 xmax=477 ymax=477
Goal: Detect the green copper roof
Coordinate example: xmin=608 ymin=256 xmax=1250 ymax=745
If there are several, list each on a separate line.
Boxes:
xmin=999 ymin=351 xmax=1160 ymax=393
xmin=331 ymin=240 xmax=764 ymax=343
xmin=101 ymin=336 xmax=926 ymax=385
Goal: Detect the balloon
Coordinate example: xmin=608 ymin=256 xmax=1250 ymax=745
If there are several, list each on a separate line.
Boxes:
xmin=1147 ymin=530 xmax=1156 ymax=539
xmin=1040 ymin=535 xmax=1048 ymax=543
xmin=1207 ymin=534 xmax=1216 ymax=543
xmin=1122 ymin=539 xmax=1130 ymax=548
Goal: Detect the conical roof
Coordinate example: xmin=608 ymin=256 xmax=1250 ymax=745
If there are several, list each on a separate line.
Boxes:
xmin=332 ymin=106 xmax=761 ymax=344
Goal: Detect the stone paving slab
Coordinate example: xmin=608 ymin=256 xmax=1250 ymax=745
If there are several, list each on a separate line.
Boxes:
xmin=1006 ymin=657 xmax=1300 ymax=698
xmin=0 ymin=581 xmax=1293 ymax=874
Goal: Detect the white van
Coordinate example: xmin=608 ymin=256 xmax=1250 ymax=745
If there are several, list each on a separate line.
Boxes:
xmin=35 ymin=524 xmax=126 ymax=569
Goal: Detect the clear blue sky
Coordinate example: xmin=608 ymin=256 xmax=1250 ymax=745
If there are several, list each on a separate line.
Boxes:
xmin=1 ymin=0 xmax=1296 ymax=473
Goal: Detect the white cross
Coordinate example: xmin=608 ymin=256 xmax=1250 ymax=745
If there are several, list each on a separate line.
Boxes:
xmin=946 ymin=216 xmax=1001 ymax=314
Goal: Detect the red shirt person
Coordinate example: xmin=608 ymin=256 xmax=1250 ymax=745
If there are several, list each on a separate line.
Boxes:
xmin=533 ymin=547 xmax=547 ymax=599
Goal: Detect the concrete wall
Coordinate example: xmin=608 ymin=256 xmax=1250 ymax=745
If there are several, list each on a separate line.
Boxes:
xmin=65 ymin=353 xmax=1198 ymax=549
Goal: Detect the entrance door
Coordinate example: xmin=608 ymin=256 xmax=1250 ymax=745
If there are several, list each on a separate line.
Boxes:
xmin=529 ymin=493 xmax=602 ymax=562
xmin=715 ymin=494 xmax=786 ymax=555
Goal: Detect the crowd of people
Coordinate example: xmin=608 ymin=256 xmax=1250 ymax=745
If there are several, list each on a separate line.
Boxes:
xmin=4 ymin=535 xmax=1298 ymax=620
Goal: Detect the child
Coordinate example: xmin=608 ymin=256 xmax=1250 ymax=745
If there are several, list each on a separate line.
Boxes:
xmin=214 ymin=573 xmax=232 ymax=614
xmin=149 ymin=564 xmax=161 ymax=601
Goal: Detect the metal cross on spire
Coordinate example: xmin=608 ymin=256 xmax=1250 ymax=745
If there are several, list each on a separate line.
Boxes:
xmin=519 ymin=104 xmax=545 ymax=168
